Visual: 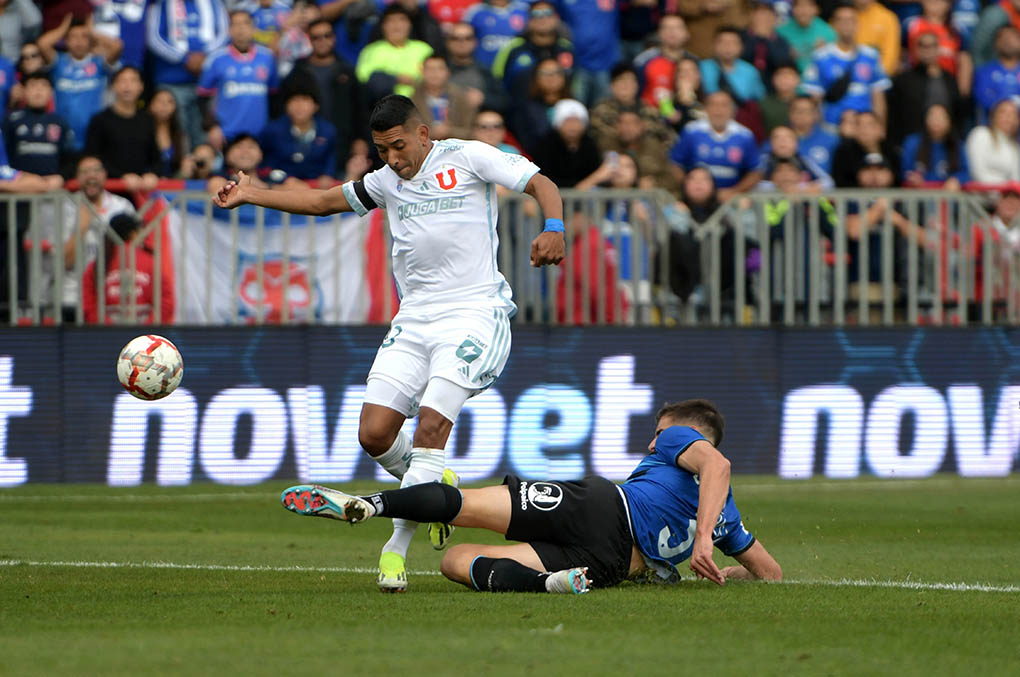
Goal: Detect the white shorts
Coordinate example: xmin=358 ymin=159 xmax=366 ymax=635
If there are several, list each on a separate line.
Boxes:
xmin=366 ymin=306 xmax=512 ymax=417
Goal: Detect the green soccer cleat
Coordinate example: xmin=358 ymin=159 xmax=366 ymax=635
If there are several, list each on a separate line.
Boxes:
xmin=377 ymin=551 xmax=408 ymax=593
xmin=428 ymin=468 xmax=460 ymax=550
xmin=280 ymin=485 xmax=376 ymax=524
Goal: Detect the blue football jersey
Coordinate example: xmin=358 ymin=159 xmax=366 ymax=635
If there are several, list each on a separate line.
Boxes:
xmin=621 ymin=426 xmax=754 ymax=578
xmin=670 ymin=119 xmax=760 ymax=189
xmin=198 ymin=45 xmax=278 ymax=139
xmin=53 ymin=53 xmax=112 ymax=151
xmin=973 ymin=61 xmax=1020 ymax=122
xmin=799 ymin=124 xmax=840 ymax=174
xmin=801 ymin=44 xmax=890 ymax=126
xmin=464 ymin=2 xmax=529 ymax=68
xmin=0 ymin=126 xmax=20 ymax=180
xmin=553 ymin=0 xmax=619 ymax=71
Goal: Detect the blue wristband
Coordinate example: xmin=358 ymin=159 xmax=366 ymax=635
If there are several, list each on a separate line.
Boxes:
xmin=543 ymin=218 xmax=564 ymax=233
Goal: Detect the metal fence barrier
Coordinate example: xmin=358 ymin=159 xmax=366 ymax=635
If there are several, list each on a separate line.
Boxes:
xmin=2 ymin=188 xmax=1018 ymax=327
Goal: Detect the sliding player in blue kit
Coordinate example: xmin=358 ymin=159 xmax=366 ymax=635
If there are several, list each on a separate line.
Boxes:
xmin=281 ymin=399 xmax=782 ymax=594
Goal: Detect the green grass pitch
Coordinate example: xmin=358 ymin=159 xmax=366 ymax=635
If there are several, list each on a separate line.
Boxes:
xmin=1 ymin=476 xmax=1017 ymax=675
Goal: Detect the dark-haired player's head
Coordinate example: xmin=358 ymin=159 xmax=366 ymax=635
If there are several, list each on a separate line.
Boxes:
xmin=369 ymin=94 xmax=429 ymax=180
xmin=66 ymin=18 xmax=93 ymax=59
xmin=229 ymin=10 xmax=255 ymax=52
xmin=653 ymin=399 xmax=726 ymax=447
xmin=22 ymin=72 xmax=52 ymax=110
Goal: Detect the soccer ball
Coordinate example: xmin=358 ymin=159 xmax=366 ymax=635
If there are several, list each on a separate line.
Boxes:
xmin=116 ymin=335 xmax=184 ymax=400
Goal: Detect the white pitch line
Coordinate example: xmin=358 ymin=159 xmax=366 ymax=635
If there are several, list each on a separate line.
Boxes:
xmin=1 ymin=559 xmax=1016 ymax=593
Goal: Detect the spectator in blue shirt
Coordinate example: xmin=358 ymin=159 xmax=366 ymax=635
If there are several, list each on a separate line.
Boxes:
xmin=669 ymin=90 xmax=762 ymax=201
xmin=147 ymin=0 xmax=229 ymax=147
xmin=901 ymin=103 xmax=969 ymax=189
xmin=198 ymin=10 xmax=278 ymax=150
xmin=788 ymin=94 xmax=840 ymax=175
xmin=553 ymin=0 xmax=619 ymax=107
xmin=38 ymin=14 xmax=122 ymax=151
xmin=973 ymin=25 xmax=1020 ymax=123
xmin=261 ymin=86 xmax=338 ymax=185
xmin=801 ymin=3 xmax=891 ymax=126
xmin=700 ymin=26 xmax=767 ymax=104
xmin=464 ymin=0 xmax=529 ymax=69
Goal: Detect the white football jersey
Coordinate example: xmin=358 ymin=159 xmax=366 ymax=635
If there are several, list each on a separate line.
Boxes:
xmin=341 ymin=139 xmax=539 ymax=315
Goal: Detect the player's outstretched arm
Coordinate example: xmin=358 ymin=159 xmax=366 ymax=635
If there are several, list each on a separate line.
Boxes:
xmin=524 ymin=173 xmax=566 ymax=267
xmin=213 ymin=170 xmax=355 ymax=216
xmin=675 ymin=440 xmax=731 ymax=586
xmin=720 ymin=541 xmax=782 ymax=582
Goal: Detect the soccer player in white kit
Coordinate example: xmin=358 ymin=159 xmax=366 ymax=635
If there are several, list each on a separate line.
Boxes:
xmin=214 ymin=95 xmax=566 ymax=592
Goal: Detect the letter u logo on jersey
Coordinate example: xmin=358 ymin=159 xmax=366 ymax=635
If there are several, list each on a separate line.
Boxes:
xmin=436 ymin=168 xmax=457 ymax=190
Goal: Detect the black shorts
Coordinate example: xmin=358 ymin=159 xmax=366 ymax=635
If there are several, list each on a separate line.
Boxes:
xmin=502 ymin=474 xmax=634 ymax=588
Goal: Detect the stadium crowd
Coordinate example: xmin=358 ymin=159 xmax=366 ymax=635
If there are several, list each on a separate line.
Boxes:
xmin=2 ymin=0 xmax=1020 ymax=323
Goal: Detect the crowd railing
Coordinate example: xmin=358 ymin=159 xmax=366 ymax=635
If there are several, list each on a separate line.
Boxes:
xmin=2 ymin=183 xmax=1019 ymax=327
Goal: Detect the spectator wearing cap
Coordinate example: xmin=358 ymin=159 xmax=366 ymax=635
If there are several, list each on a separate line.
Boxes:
xmin=492 ymin=1 xmax=574 ymax=102
xmin=677 ymin=0 xmax=749 ymax=60
xmin=831 ymin=110 xmax=898 ymax=187
xmin=901 ymin=103 xmax=969 ymax=189
xmin=599 ymin=108 xmax=677 ymax=193
xmin=788 ymin=94 xmax=839 ymax=174
xmin=553 ymin=0 xmax=620 ymax=107
xmin=887 ymin=28 xmax=966 ymax=149
xmin=444 ymin=22 xmax=504 ymax=111
xmin=510 ymin=56 xmax=570 ymax=156
xmin=973 ymin=26 xmax=1020 ymax=124
xmin=411 ymin=54 xmax=481 ymax=140
xmin=776 ymin=0 xmax=836 ymax=74
xmin=970 ymin=0 xmax=1020 ymax=67
xmin=905 ymin=0 xmax=972 ymax=95
xmin=463 ymin=0 xmax=530 ymax=69
xmin=742 ymin=1 xmax=794 ymax=86
xmin=801 ymin=3 xmax=890 ymax=126
xmin=590 ymin=63 xmax=674 ymax=152
xmin=84 ymin=66 xmax=161 ymax=193
xmin=532 ymin=99 xmax=601 ymax=188
xmin=260 ymin=87 xmax=337 ymax=187
xmin=853 ymin=0 xmax=900 ymax=78
xmin=356 ymin=4 xmax=434 ymax=101
xmin=285 ymin=18 xmax=368 ymax=172
xmin=966 ymin=98 xmax=1020 ymax=184
xmin=669 ymin=90 xmax=761 ymax=202
xmin=633 ymin=14 xmax=697 ymax=110
xmin=3 ymin=73 xmax=74 ymax=177
xmin=199 ymin=10 xmax=279 ymax=150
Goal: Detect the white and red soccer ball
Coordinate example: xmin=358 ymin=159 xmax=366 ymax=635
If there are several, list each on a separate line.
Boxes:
xmin=116 ymin=335 xmax=184 ymax=400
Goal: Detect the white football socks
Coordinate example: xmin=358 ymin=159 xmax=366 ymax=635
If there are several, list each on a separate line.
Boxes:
xmin=374 ymin=431 xmax=413 ymax=480
xmin=380 ymin=447 xmax=446 ymax=558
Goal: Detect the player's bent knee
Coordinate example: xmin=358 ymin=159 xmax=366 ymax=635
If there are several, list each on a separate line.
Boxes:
xmin=440 ymin=545 xmax=477 ymax=586
xmin=414 ymin=408 xmax=453 ymax=447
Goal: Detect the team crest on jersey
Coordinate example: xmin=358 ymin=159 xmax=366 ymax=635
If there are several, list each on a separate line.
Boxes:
xmin=510 ymin=15 xmax=524 ymax=30
xmin=436 ymin=168 xmax=457 ymax=190
xmin=396 ymin=180 xmax=403 ymax=192
xmin=855 ymin=63 xmax=871 ymax=80
xmin=727 ymin=146 xmax=743 ymax=163
xmin=256 ymin=65 xmax=268 ymax=80
xmin=527 ymin=482 xmax=563 ymax=511
xmin=46 ymin=124 xmax=61 ymax=142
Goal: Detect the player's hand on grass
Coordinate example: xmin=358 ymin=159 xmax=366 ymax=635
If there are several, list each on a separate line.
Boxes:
xmin=690 ymin=538 xmax=725 ymax=585
xmin=213 ymin=171 xmax=251 ymax=209
xmin=530 ymin=231 xmax=565 ymax=267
